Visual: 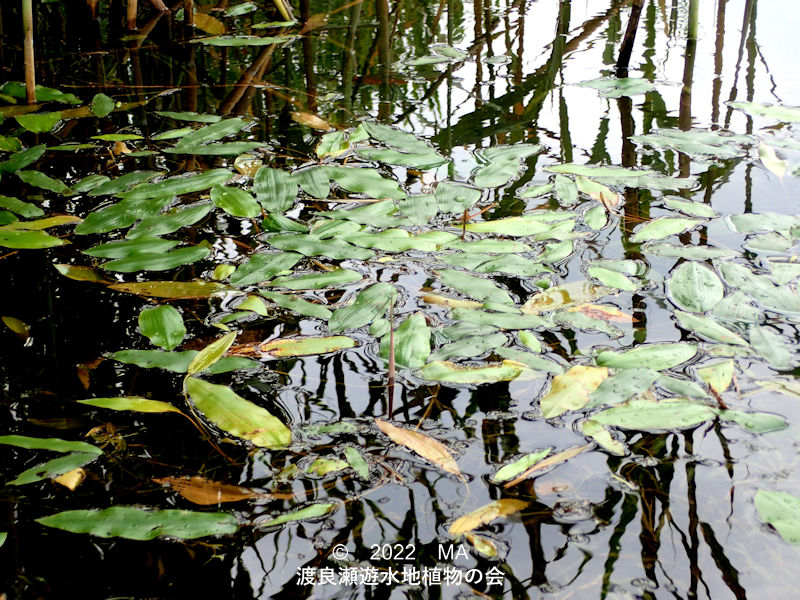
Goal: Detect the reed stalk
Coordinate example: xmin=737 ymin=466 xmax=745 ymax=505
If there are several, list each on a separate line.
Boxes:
xmin=22 ymin=0 xmax=35 ymax=104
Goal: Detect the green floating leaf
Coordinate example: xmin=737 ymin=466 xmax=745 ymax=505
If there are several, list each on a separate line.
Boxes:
xmin=577 ymin=76 xmax=655 ymax=98
xmin=329 ymin=282 xmax=396 ymax=333
xmin=472 ymin=144 xmax=542 ymax=188
xmin=554 ymin=174 xmax=578 ymax=206
xmin=494 ymin=348 xmax=564 ymax=374
xmin=630 ymin=217 xmax=704 ymax=243
xmin=230 ymin=252 xmax=302 ymax=287
xmin=658 ymin=375 xmax=709 ymax=399
xmin=328 ymin=166 xmax=405 ymax=200
xmin=442 ymin=253 xmax=550 ymax=277
xmin=110 ymin=349 xmax=256 ymax=374
xmin=90 ymin=93 xmax=115 ymax=118
xmin=88 ymin=170 xmax=162 ymax=197
xmin=523 ymin=280 xmax=613 ymax=314
xmin=195 ymin=35 xmax=297 ymax=46
xmin=91 ymin=133 xmax=143 ymax=142
xmin=667 ymin=261 xmax=724 ymax=313
xmin=357 ymin=121 xmax=449 ymax=169
xmin=588 ymin=266 xmax=639 ymax=292
xmin=320 ymin=200 xmax=399 ymax=226
xmin=257 ymin=502 xmax=337 ymax=528
xmin=307 ymin=458 xmax=348 ymax=476
xmin=0 ymin=228 xmax=66 ymax=249
xmin=103 ymin=246 xmax=210 ymax=273
xmin=17 ymin=170 xmax=69 ymax=194
xmin=755 ymin=490 xmax=800 ymax=544
xmin=118 ymin=169 xmax=231 ymax=201
xmin=211 ymin=185 xmax=260 ymax=218
xmin=419 ymin=360 xmax=529 ymax=384
xmin=592 ymin=399 xmax=716 ymax=432
xmin=186 ymin=377 xmax=291 ymax=448
xmin=728 ymin=101 xmax=800 ymax=123
xmin=259 ymin=291 xmax=332 ymax=319
xmin=492 ymin=448 xmax=552 ymax=483
xmin=749 ymin=325 xmax=794 ymax=370
xmin=540 ymin=365 xmax=609 ymax=418
xmin=435 ymin=182 xmax=481 ymax=214
xmin=343 ymin=229 xmax=457 ymax=252
xmin=15 ymin=112 xmax=61 ymax=133
xmin=439 ymin=269 xmax=513 ymax=304
xmin=579 ymin=420 xmax=626 ymax=455
xmin=78 ymin=397 xmax=183 ymax=414
xmin=0 ymin=195 xmax=44 ymax=218
xmin=451 ymin=308 xmax=548 ymax=330
xmin=464 ymin=214 xmax=574 ymax=238
xmin=585 ymin=368 xmax=659 ymax=410
xmin=674 ymin=310 xmax=747 ymax=345
xmin=343 ymin=446 xmax=370 ymax=479
xmin=717 ymin=409 xmax=787 ymax=434
xmin=36 ymin=507 xmax=238 ymax=540
xmin=696 ymin=359 xmax=734 ymax=395
xmin=447 ymin=239 xmax=532 ymax=254
xmin=1 ymin=82 xmax=80 ymax=103
xmin=12 ymin=452 xmax=98 ymax=485
xmin=379 ymin=312 xmax=431 ymax=369
xmin=630 ymin=128 xmax=751 ymax=160
xmin=717 ymin=261 xmax=800 ymax=315
xmin=596 ymin=343 xmax=698 ymax=371
xmin=645 ymin=242 xmax=737 ymax=260
xmin=151 ymin=127 xmax=193 ymax=141
xmin=188 ymin=331 xmax=238 ymax=375
xmin=174 ymin=118 xmax=247 ymax=147
xmin=139 ymin=305 xmax=186 ymax=351
xmin=429 ymin=333 xmax=508 ymax=362
xmin=266 ymin=233 xmax=374 ymax=260
xmin=0 ymin=144 xmax=46 ymax=173
xmin=165 ymin=142 xmax=266 ymax=155
xmin=84 ymin=236 xmax=180 ymax=259
xmin=156 ymin=111 xmax=222 ymax=123
xmin=0 ymin=434 xmax=102 ymax=455
xmin=271 ymin=268 xmax=362 ymax=290
xmin=127 ymin=203 xmax=213 ymax=239
xmin=661 ymin=196 xmax=718 ymax=218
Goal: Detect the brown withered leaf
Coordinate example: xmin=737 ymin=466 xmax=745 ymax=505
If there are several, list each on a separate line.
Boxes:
xmin=153 ymin=476 xmax=287 ymax=505
xmin=290 ymin=111 xmax=333 ymax=131
xmin=76 ymin=357 xmax=104 ymax=390
xmin=448 ymin=499 xmax=528 ymax=536
xmin=568 ymin=303 xmax=634 ymax=323
xmin=503 ymin=444 xmax=591 ymax=489
xmin=194 ymin=12 xmax=226 ymax=36
xmin=375 ymin=419 xmax=461 ymax=477
xmin=54 ymin=468 xmax=85 ymax=491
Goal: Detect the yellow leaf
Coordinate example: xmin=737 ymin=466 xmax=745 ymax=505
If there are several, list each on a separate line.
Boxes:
xmin=503 ymin=444 xmax=591 ymax=488
xmin=465 ymin=533 xmax=499 ymax=558
xmin=420 ymin=293 xmax=482 ymax=309
xmin=2 ymin=316 xmax=30 ymax=340
xmin=290 ymin=111 xmax=333 ymax=131
xmin=194 ymin=12 xmax=226 ymax=36
xmin=540 ymin=365 xmax=608 ymax=418
xmin=54 ymin=468 xmax=85 ymax=491
xmin=697 ymin=359 xmax=734 ymax=395
xmin=448 ymin=499 xmax=528 ymax=536
xmin=375 ymin=419 xmax=461 ymax=476
xmin=567 ymin=303 xmax=633 ymax=323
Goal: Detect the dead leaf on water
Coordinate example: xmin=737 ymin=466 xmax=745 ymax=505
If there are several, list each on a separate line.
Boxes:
xmin=290 ymin=111 xmax=333 ymax=131
xmin=421 ymin=293 xmax=482 ymax=310
xmin=153 ymin=476 xmax=285 ymax=505
xmin=194 ymin=12 xmax=226 ymax=35
xmin=448 ymin=499 xmax=528 ymax=536
xmin=375 ymin=419 xmax=461 ymax=477
xmin=54 ymin=468 xmax=85 ymax=491
xmin=567 ymin=304 xmax=633 ymax=323
xmin=503 ymin=444 xmax=591 ymax=488
xmin=2 ymin=316 xmax=30 ymax=341
xmin=109 ymin=281 xmax=231 ymax=298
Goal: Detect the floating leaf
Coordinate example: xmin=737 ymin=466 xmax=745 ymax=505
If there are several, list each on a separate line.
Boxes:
xmin=257 ymin=502 xmax=337 ymax=528
xmin=630 ymin=217 xmax=704 ymax=243
xmin=448 ymin=499 xmax=528 ymax=536
xmin=156 ymin=111 xmax=222 ymax=123
xmin=494 ymin=348 xmax=564 ymax=374
xmin=450 ymin=308 xmax=548 ymax=330
xmin=379 ymin=312 xmax=431 ymax=369
xmin=696 ymin=359 xmax=734 ymax=395
xmin=15 ymin=112 xmax=61 ymax=133
xmin=596 ymin=343 xmax=698 ymax=371
xmin=0 ymin=434 xmax=102 ymax=455
xmin=540 ymin=366 xmax=609 ymax=418
xmin=211 ymin=185 xmax=260 ymax=218
xmin=357 ymin=121 xmax=448 ymax=169
xmin=2 ymin=316 xmax=29 ymax=340
xmin=419 ymin=360 xmax=528 ymax=384
xmin=266 ymin=233 xmax=374 ymax=260
xmin=36 ymin=506 xmax=238 ymax=540
xmin=674 ymin=311 xmax=747 ymax=345
xmin=502 ymin=445 xmax=590 ymax=488
xmin=749 ymin=326 xmax=794 ymax=370
xmin=755 ymin=490 xmax=800 ymax=544
xmin=0 ymin=228 xmax=66 ymax=249
xmin=109 ymin=281 xmax=230 ymax=298
xmin=231 ymin=335 xmax=355 ymax=358
xmin=577 ymin=76 xmax=655 ymax=98
xmin=187 ymin=331 xmax=238 ymax=375
xmin=472 ymin=145 xmax=542 ymax=188
xmin=90 ymin=93 xmax=115 ymax=118
xmin=185 ymin=377 xmax=291 ymax=448
xmin=630 ymin=129 xmax=751 ymax=160
xmin=153 ymin=476 xmax=272 ymax=505
xmin=465 ymin=214 xmax=575 ymax=237
xmin=103 ymin=246 xmax=209 ymax=273
xmin=110 ymin=349 xmax=256 ymax=374
xmin=271 ymin=268 xmax=362 ymax=290
xmin=343 ymin=447 xmax=370 ymax=479
xmin=329 ymin=283 xmax=395 ymax=332
xmin=16 ymin=170 xmax=69 ymax=194
xmin=78 ymin=397 xmax=183 ymax=414
xmin=229 ymin=252 xmax=302 ymax=287
xmin=118 ymin=169 xmax=232 ymax=201
xmin=717 ymin=262 xmax=800 ymax=314
xmin=658 ymin=375 xmax=709 ymax=399
xmin=429 ymin=333 xmax=508 ymax=361
xmin=667 ymin=261 xmax=724 ymax=313
xmin=554 ymin=174 xmax=578 ymax=206
xmin=585 ymin=368 xmax=658 ymax=410
xmin=661 ymin=196 xmax=718 ymax=218
xmin=138 ymin=306 xmax=186 ymax=351
xmin=258 ymin=291 xmax=331 ymax=319
xmin=728 ymin=101 xmax=800 ymax=123
xmin=645 ymin=242 xmax=737 ymax=260
xmin=328 ymin=166 xmax=405 ymax=200
xmin=375 ymin=419 xmax=460 ymax=476
xmin=84 ymin=237 xmax=180 ymax=259
xmin=523 ymin=281 xmax=613 ymax=314
xmin=492 ymin=449 xmax=551 ymax=483
xmin=12 ymin=452 xmax=99 ymax=485
xmin=0 ymin=195 xmax=44 ymax=218
xmin=716 ymin=409 xmax=787 ymax=434
xmin=439 ymin=269 xmax=513 ymax=304
xmin=759 ymin=143 xmax=787 ymax=178
xmin=588 ymin=266 xmax=639 ymax=292
xmin=434 ymin=182 xmax=481 ymax=214
xmin=54 ymin=467 xmax=86 ymax=491
xmin=592 ymin=399 xmax=715 ymax=432
xmin=195 ymin=35 xmax=297 ymax=46
xmin=344 ymin=229 xmax=456 ymax=252
xmin=579 ymin=420 xmax=626 ymax=456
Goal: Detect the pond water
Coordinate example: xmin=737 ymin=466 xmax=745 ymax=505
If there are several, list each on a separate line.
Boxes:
xmin=2 ymin=0 xmax=800 ymax=598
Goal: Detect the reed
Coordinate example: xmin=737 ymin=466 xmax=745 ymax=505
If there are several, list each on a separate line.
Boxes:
xmin=22 ymin=0 xmax=35 ymax=104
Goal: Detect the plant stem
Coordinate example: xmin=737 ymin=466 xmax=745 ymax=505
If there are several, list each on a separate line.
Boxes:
xmin=22 ymin=0 xmax=35 ymax=104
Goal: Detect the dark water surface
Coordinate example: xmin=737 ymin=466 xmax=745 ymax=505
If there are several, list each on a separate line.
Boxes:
xmin=2 ymin=0 xmax=800 ymax=598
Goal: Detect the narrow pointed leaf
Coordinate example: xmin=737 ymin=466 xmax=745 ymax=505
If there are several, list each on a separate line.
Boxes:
xmin=376 ymin=419 xmax=460 ymax=476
